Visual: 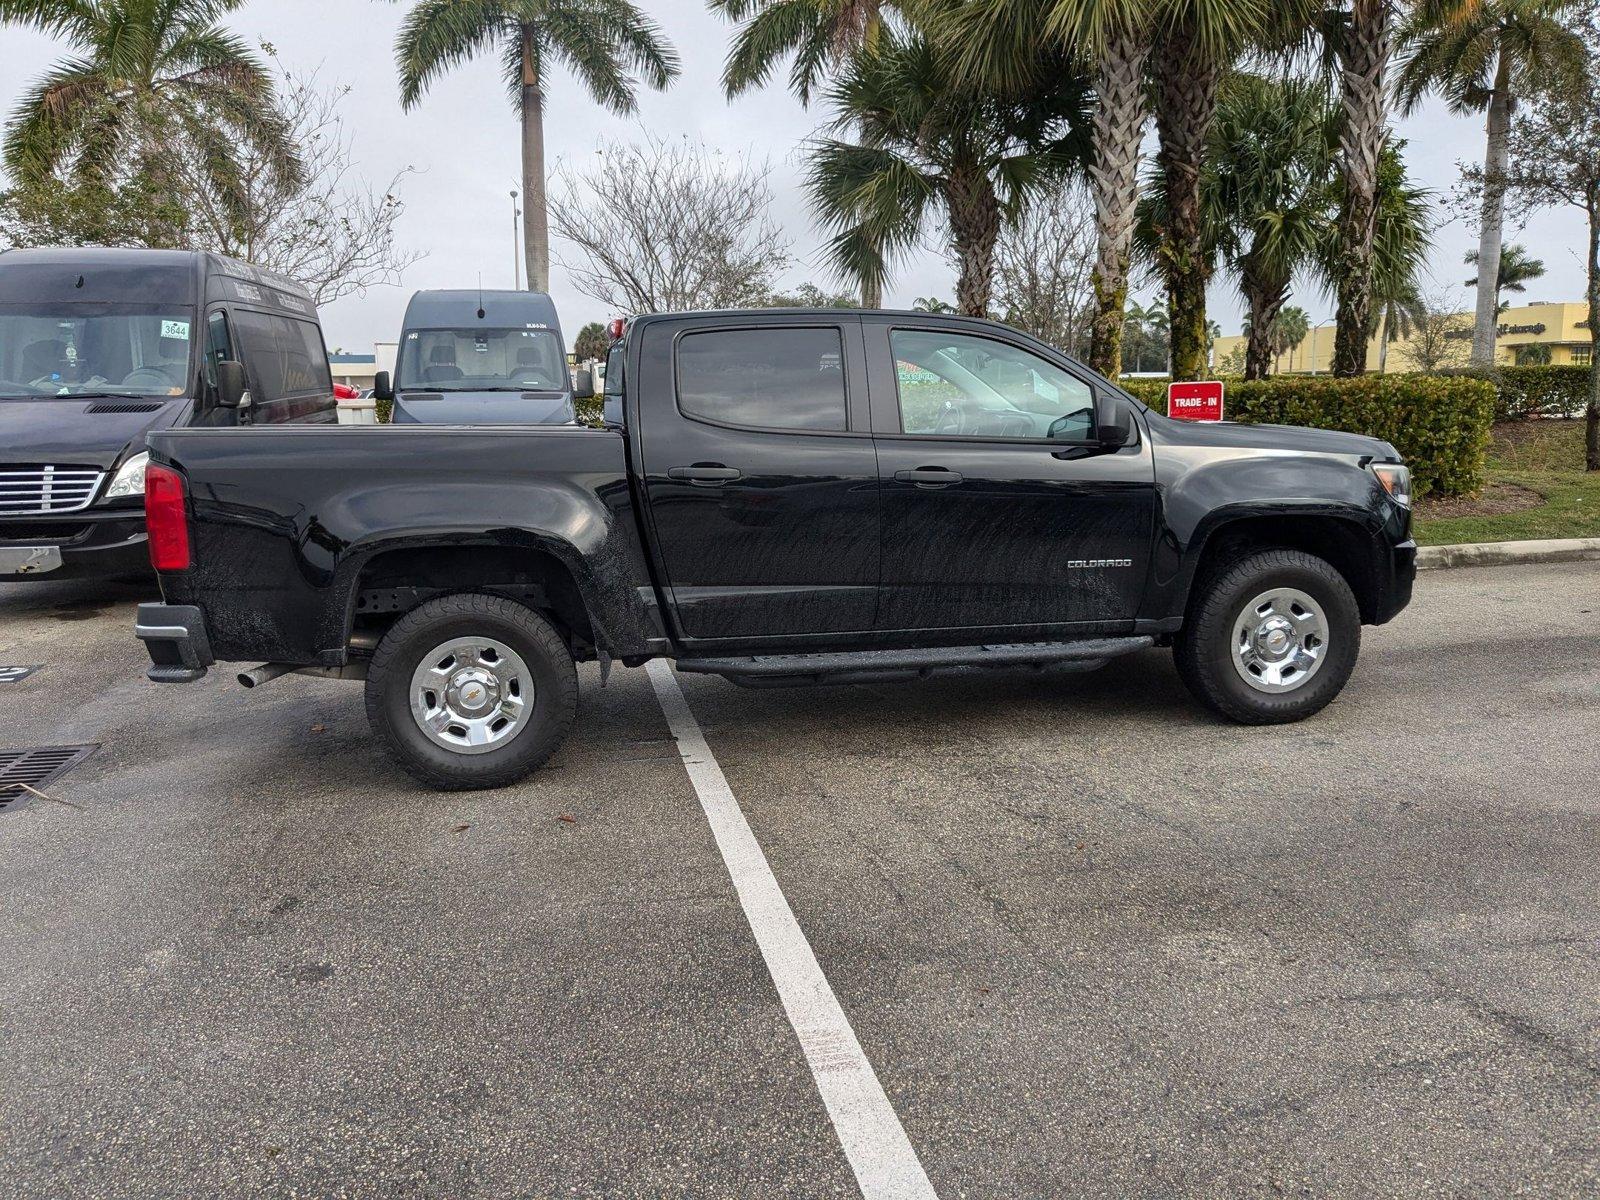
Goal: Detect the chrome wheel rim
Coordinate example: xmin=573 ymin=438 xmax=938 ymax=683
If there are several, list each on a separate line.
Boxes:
xmin=1231 ymin=587 xmax=1329 ymax=694
xmin=409 ymin=636 xmax=532 ymax=755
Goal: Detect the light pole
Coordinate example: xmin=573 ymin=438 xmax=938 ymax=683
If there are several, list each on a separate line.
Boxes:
xmin=1308 ymin=319 xmax=1336 ymax=376
xmin=510 ymin=188 xmax=522 ymax=290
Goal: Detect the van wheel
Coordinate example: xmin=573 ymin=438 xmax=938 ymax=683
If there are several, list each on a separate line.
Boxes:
xmin=364 ymin=593 xmax=577 ymax=791
xmin=1174 ymin=548 xmax=1361 ymax=725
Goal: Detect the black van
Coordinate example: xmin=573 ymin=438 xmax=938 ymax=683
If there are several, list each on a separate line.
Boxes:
xmin=0 ymin=247 xmax=336 ymax=582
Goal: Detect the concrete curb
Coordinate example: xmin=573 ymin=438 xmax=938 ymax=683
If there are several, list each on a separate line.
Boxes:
xmin=1417 ymin=537 xmax=1600 ymax=571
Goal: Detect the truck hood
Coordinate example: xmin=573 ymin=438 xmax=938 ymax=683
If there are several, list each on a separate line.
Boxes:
xmin=0 ymin=396 xmax=190 ymax=469
xmin=1155 ymin=415 xmax=1400 ymax=461
xmin=392 ymin=390 xmax=575 ymax=426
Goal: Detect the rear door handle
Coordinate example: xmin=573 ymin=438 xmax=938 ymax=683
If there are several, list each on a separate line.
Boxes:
xmin=894 ymin=467 xmax=963 ymax=488
xmin=668 ymin=464 xmax=742 ymax=485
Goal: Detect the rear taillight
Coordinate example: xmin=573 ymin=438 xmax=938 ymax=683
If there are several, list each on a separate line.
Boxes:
xmin=144 ymin=462 xmax=191 ymax=571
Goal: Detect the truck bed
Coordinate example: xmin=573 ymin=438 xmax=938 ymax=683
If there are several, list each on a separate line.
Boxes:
xmin=148 ymin=425 xmax=667 ymax=666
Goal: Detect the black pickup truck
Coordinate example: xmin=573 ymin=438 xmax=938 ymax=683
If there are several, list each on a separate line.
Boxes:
xmin=136 ymin=310 xmax=1416 ymax=790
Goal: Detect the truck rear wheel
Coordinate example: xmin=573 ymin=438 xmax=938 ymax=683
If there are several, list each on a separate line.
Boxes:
xmin=364 ymin=593 xmax=578 ymax=791
xmin=1174 ymin=548 xmax=1361 ymax=725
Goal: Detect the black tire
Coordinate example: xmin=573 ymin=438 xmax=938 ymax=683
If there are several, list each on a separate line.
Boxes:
xmin=364 ymin=593 xmax=578 ymax=791
xmin=1174 ymin=548 xmax=1361 ymax=725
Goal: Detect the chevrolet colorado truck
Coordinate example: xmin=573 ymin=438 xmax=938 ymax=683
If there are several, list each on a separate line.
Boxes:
xmin=135 ymin=310 xmax=1416 ymax=791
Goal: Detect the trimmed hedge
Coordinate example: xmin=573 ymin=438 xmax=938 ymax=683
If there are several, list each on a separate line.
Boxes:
xmin=1480 ymin=365 xmax=1589 ymax=420
xmin=1120 ymin=374 xmax=1496 ymax=498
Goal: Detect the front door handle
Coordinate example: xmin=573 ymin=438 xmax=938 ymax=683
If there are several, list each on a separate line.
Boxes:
xmin=894 ymin=467 xmax=963 ymax=488
xmin=668 ymin=464 xmax=743 ymax=485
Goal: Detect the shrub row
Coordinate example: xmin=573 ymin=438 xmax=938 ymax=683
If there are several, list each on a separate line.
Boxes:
xmin=1471 ymin=365 xmax=1590 ymax=421
xmin=1119 ymin=374 xmax=1497 ymax=498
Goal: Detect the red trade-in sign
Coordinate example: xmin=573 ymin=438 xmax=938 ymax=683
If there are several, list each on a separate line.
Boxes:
xmin=1168 ymin=380 xmax=1225 ymax=422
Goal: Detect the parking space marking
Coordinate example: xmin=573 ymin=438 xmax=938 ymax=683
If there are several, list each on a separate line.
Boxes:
xmin=647 ymin=661 xmax=936 ymax=1200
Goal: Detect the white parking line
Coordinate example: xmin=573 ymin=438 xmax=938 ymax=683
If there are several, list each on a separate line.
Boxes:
xmin=647 ymin=660 xmax=937 ymax=1200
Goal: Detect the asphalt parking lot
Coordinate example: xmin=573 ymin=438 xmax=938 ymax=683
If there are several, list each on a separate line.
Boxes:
xmin=2 ymin=562 xmax=1598 ymax=1198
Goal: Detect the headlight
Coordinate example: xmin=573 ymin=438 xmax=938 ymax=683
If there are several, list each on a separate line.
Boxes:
xmin=1370 ymin=462 xmax=1411 ymax=508
xmin=104 ymin=451 xmax=149 ymax=499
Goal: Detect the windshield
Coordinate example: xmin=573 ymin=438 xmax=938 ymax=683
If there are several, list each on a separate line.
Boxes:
xmin=0 ymin=305 xmax=196 ymax=398
xmin=398 ymin=327 xmax=567 ymax=392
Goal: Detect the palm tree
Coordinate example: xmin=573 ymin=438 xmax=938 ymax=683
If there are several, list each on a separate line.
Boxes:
xmin=941 ymin=0 xmax=1158 ymax=380
xmin=912 ymin=295 xmax=955 ymax=312
xmin=1 ymin=0 xmax=297 ymax=224
xmin=1327 ymin=0 xmax=1398 ymax=377
xmin=394 ymin=0 xmax=678 ymax=293
xmin=804 ymin=29 xmax=1092 ymax=316
xmin=1335 ymin=139 xmax=1434 ymax=373
xmin=1122 ymin=298 xmax=1168 ymax=373
xmin=711 ymin=0 xmax=898 ymax=303
xmin=1465 ymin=241 xmax=1546 ymax=315
xmin=1196 ymin=75 xmax=1335 ymax=380
xmin=1397 ymin=0 xmax=1583 ymax=365
xmin=1148 ymin=0 xmax=1319 ymax=381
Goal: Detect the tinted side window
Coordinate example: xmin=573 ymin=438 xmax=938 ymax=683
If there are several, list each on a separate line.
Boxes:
xmin=203 ymin=311 xmax=233 ymax=387
xmin=677 ymin=327 xmax=847 ymax=432
xmin=232 ymin=310 xmax=332 ymax=403
xmin=891 ymin=329 xmax=1095 ymax=440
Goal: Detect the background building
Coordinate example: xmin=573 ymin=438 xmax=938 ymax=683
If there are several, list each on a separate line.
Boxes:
xmin=1210 ymin=301 xmax=1593 ymax=375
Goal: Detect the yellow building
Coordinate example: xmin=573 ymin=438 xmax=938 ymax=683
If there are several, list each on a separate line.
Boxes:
xmin=1210 ymin=301 xmax=1595 ymax=375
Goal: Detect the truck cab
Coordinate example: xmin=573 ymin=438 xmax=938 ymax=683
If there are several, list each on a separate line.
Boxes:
xmin=379 ymin=290 xmax=575 ymax=426
xmin=0 ymin=247 xmax=335 ymax=582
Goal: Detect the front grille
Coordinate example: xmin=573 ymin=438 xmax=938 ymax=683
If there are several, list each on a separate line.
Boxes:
xmin=0 ymin=466 xmax=105 ymax=515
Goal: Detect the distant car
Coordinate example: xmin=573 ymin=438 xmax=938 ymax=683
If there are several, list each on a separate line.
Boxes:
xmin=333 ymin=382 xmax=361 ymax=400
xmin=375 ymin=290 xmax=575 ymax=425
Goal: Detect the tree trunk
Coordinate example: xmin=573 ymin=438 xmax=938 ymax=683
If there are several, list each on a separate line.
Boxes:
xmin=1087 ymin=30 xmax=1151 ymax=380
xmin=1587 ymin=191 xmax=1599 ymax=471
xmin=1332 ymin=0 xmax=1390 ymax=377
xmin=861 ymin=276 xmax=882 ymax=308
xmin=946 ymin=170 xmax=1000 ymax=318
xmin=1153 ymin=33 xmax=1219 ymax=382
xmin=520 ymin=26 xmax=549 ymax=292
xmin=1241 ymin=253 xmax=1289 ymax=382
xmin=1472 ymin=59 xmax=1515 ymax=367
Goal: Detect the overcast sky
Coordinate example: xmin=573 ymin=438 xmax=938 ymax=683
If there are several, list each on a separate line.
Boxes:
xmin=1 ymin=0 xmax=1591 ymax=353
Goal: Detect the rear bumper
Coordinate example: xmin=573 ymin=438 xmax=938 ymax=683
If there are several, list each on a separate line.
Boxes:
xmin=135 ymin=602 xmax=215 ymax=682
xmin=0 ymin=510 xmax=150 ymax=581
xmin=1371 ymin=538 xmax=1417 ymax=625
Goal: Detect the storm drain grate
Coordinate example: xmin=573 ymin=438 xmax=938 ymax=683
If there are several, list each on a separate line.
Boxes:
xmin=0 ymin=745 xmax=98 ymax=810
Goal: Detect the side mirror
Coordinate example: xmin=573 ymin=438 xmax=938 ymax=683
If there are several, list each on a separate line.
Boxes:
xmin=1095 ymin=392 xmax=1132 ymax=447
xmin=215 ymin=360 xmax=250 ymax=409
xmin=372 ymin=370 xmax=393 ymax=402
xmin=571 ymin=368 xmax=595 ymax=400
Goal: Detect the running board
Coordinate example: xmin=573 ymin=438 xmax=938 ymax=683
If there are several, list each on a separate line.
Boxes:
xmin=675 ymin=637 xmax=1154 ymax=689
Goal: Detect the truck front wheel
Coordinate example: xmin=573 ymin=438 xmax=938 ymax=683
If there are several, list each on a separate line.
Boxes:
xmin=364 ymin=593 xmax=578 ymax=791
xmin=1174 ymin=548 xmax=1361 ymax=724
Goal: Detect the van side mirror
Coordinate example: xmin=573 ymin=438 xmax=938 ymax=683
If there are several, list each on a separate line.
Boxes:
xmin=372 ymin=370 xmax=393 ymax=402
xmin=572 ymin=368 xmax=595 ymax=400
xmin=1095 ymin=392 xmax=1132 ymax=447
xmin=215 ymin=360 xmax=250 ymax=409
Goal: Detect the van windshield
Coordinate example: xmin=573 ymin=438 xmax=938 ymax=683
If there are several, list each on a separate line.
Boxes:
xmin=0 ymin=305 xmax=196 ymax=398
xmin=398 ymin=328 xmax=567 ymax=392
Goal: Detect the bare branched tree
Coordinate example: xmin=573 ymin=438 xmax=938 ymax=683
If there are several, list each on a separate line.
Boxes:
xmin=1395 ymin=289 xmax=1473 ymax=373
xmin=992 ymin=183 xmax=1097 ymax=355
xmin=173 ymin=53 xmax=420 ymax=305
xmin=549 ymin=136 xmax=791 ymax=313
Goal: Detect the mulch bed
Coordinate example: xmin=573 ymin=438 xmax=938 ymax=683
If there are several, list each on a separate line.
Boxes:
xmin=1418 ymin=482 xmax=1546 ymax=520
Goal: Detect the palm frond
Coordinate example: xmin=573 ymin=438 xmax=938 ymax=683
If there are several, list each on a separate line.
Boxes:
xmin=394 ymin=0 xmax=513 ymax=109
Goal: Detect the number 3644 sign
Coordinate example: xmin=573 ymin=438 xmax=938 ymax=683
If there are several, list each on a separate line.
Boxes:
xmin=1168 ymin=380 xmax=1225 ymax=422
